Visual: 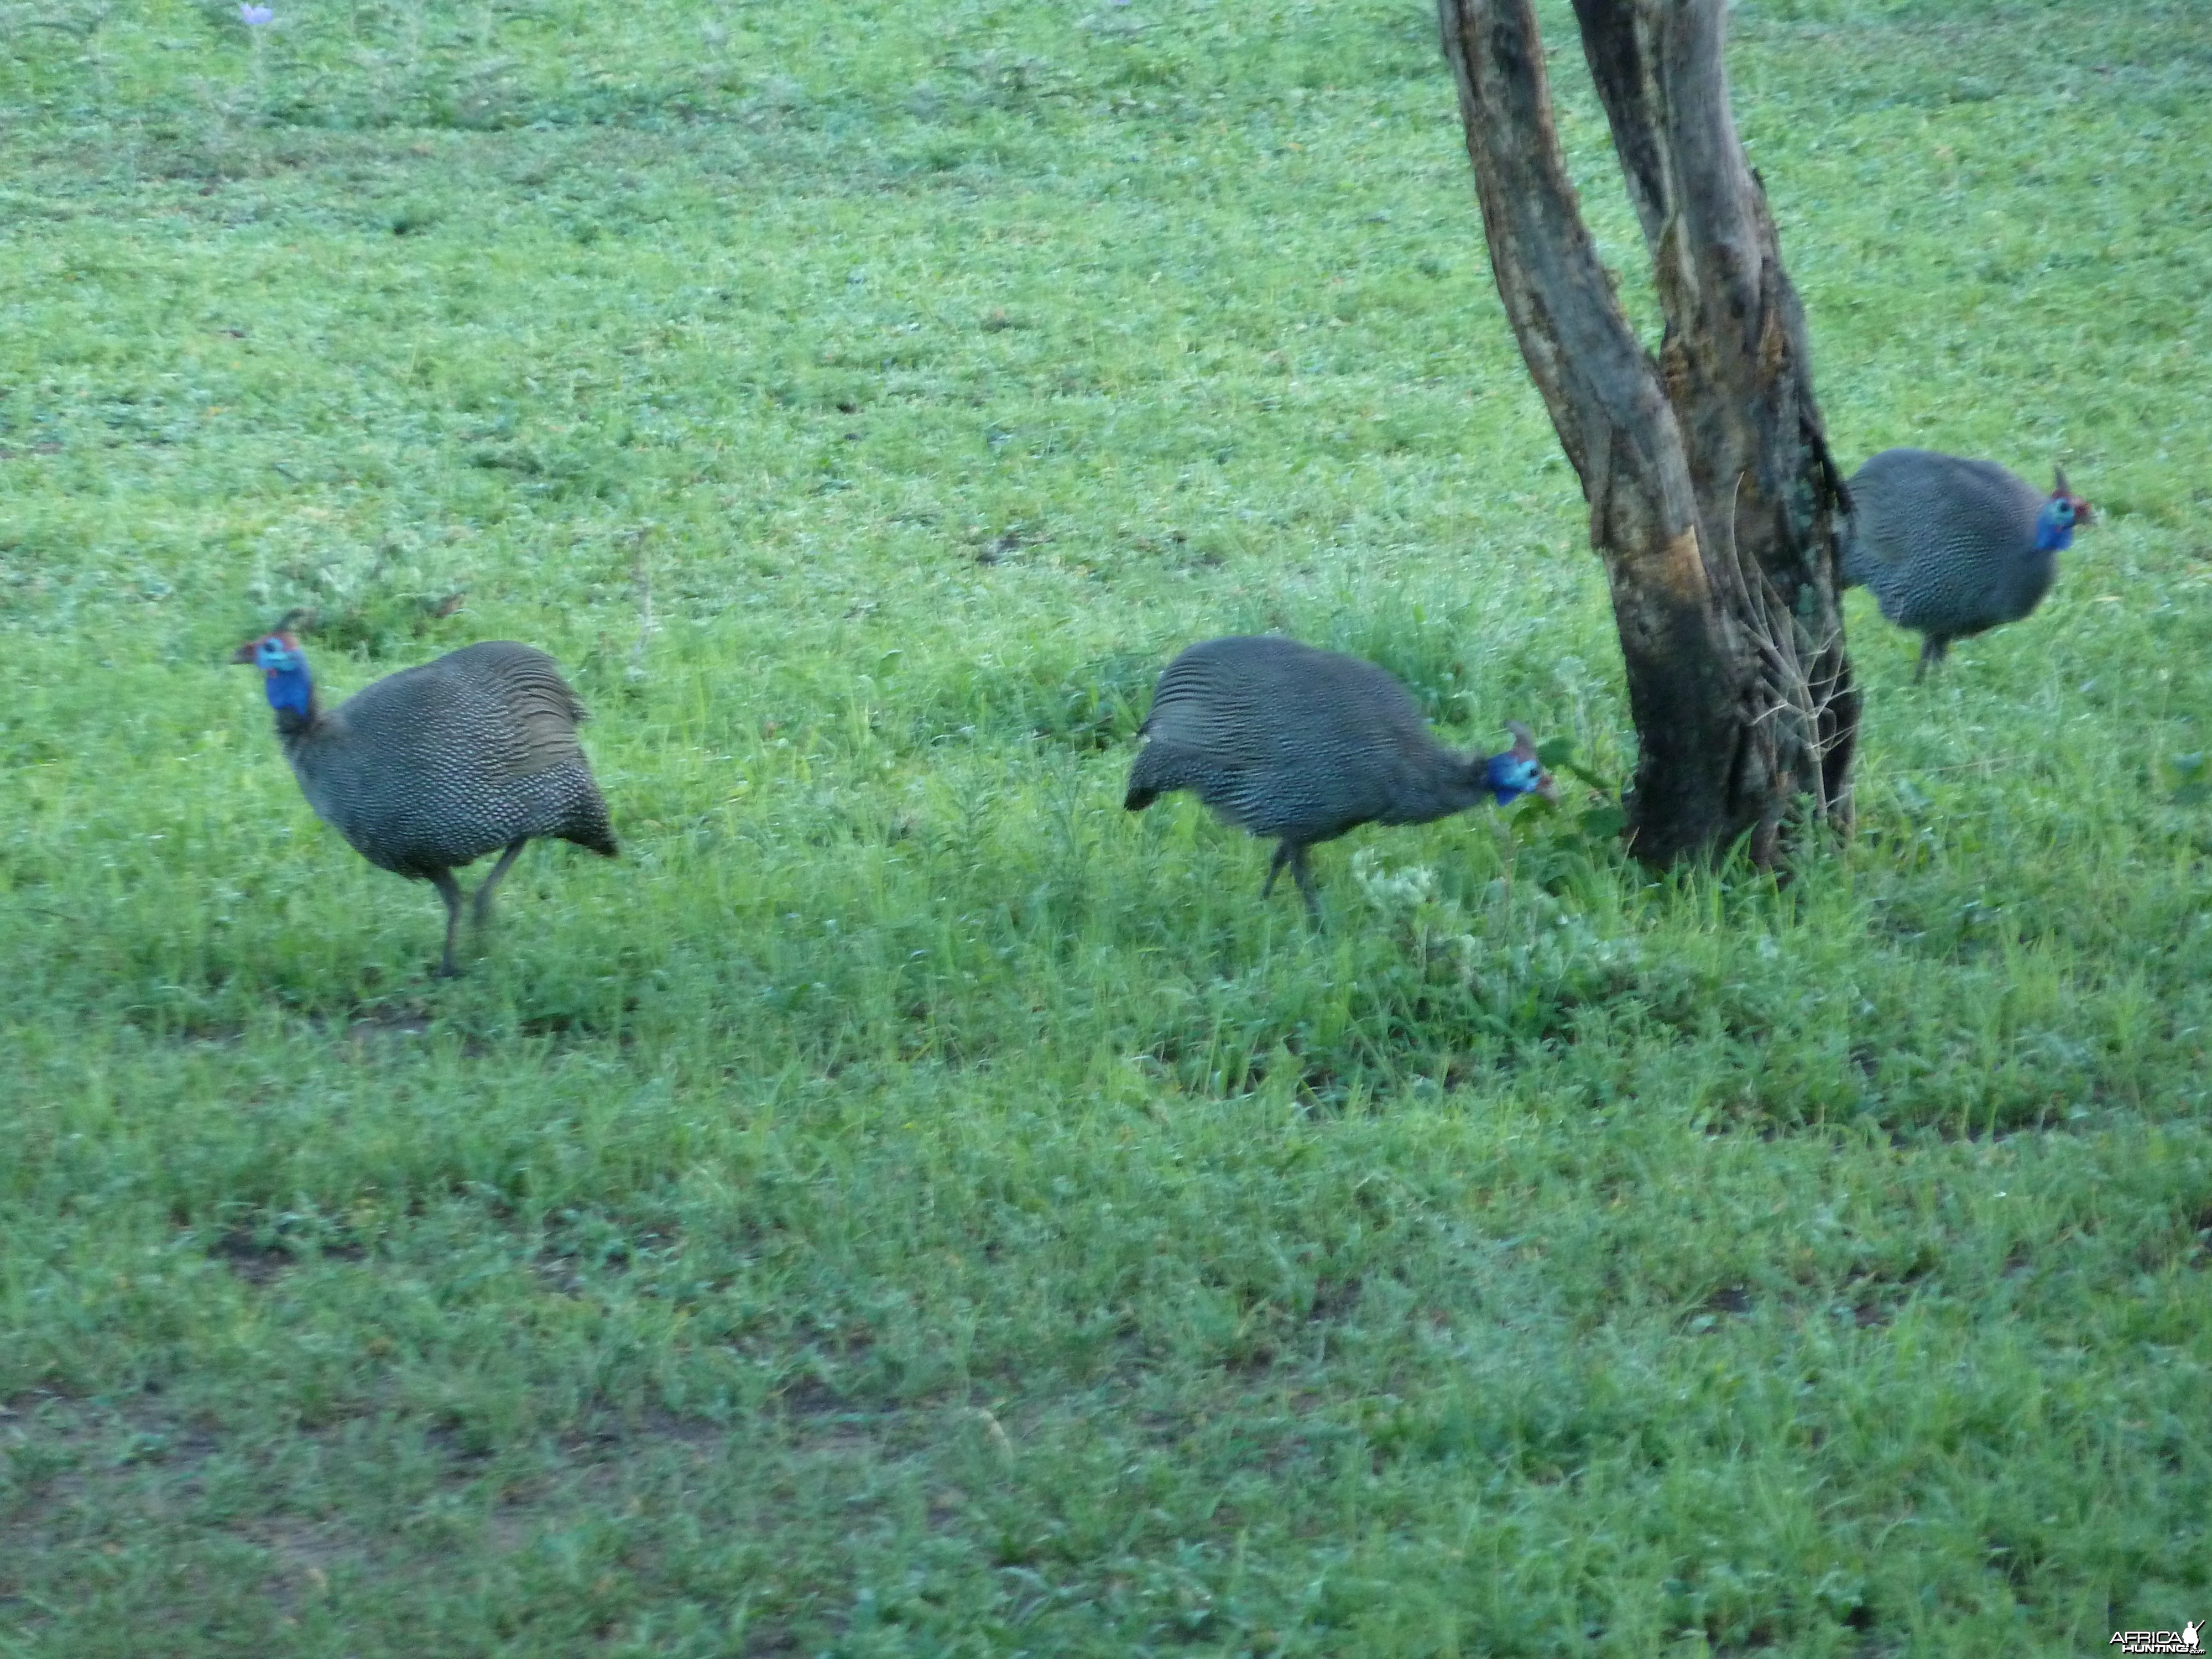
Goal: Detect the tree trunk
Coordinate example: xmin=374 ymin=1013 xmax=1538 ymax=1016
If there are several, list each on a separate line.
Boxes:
xmin=1438 ymin=0 xmax=1856 ymax=865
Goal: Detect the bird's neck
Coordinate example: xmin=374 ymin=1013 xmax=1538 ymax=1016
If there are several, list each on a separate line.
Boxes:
xmin=2034 ymin=517 xmax=2073 ymax=554
xmin=1447 ymin=754 xmax=1500 ymax=813
xmin=266 ymin=663 xmax=321 ymax=739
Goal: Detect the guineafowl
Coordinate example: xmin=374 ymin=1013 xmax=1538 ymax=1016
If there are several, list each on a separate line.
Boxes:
xmin=1840 ymin=448 xmax=2093 ymax=681
xmin=233 ymin=629 xmax=617 ymax=976
xmin=1124 ymin=635 xmax=1557 ymax=915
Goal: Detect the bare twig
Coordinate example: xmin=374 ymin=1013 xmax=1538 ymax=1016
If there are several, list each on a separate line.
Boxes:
xmin=1717 ymin=472 xmax=1849 ymax=826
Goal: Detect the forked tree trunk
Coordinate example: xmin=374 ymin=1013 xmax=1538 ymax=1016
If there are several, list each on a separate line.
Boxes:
xmin=1438 ymin=0 xmax=1856 ymax=865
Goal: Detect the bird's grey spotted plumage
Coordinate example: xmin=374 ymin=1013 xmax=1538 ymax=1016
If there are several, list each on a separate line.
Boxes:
xmin=236 ymin=632 xmax=617 ymax=975
xmin=1124 ymin=635 xmax=1554 ymax=914
xmin=1839 ymin=447 xmax=2092 ymax=681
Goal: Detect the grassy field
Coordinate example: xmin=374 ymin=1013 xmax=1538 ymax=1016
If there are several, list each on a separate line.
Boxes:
xmin=3 ymin=0 xmax=2210 ymax=1652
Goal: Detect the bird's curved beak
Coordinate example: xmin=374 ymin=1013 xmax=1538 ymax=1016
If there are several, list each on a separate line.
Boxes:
xmin=230 ymin=640 xmax=260 ymax=666
xmin=2071 ymin=496 xmax=2095 ymax=526
xmin=1535 ymin=770 xmax=1562 ymax=805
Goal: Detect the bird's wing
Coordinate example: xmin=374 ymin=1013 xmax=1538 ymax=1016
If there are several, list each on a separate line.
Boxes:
xmin=458 ymin=643 xmax=591 ymax=779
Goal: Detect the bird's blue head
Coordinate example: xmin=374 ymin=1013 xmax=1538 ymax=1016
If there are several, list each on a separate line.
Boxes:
xmin=2035 ymin=466 xmax=2094 ymax=553
xmin=232 ymin=630 xmax=312 ymax=717
xmin=1484 ymin=722 xmax=1559 ymax=807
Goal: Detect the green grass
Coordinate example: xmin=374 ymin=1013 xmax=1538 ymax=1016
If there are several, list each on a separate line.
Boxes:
xmin=3 ymin=0 xmax=2210 ymax=1652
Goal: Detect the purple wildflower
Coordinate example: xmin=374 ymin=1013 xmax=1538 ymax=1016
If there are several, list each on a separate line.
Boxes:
xmin=239 ymin=3 xmax=274 ymax=24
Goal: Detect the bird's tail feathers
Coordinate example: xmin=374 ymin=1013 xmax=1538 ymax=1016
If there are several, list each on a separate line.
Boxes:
xmin=1124 ymin=738 xmax=1190 ymax=812
xmin=1837 ymin=528 xmax=1880 ymax=592
xmin=562 ymin=793 xmax=620 ymax=858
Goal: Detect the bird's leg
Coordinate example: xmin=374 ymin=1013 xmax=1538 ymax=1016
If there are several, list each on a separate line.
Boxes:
xmin=1290 ymin=845 xmax=1321 ymax=922
xmin=1261 ymin=841 xmax=1293 ymax=898
xmin=430 ymin=869 xmax=466 ymax=978
xmin=471 ymin=839 xmax=530 ymax=930
xmin=1914 ymin=635 xmax=1949 ymax=684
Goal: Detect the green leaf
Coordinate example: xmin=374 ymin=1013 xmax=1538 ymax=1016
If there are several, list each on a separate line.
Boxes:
xmin=1578 ymin=805 xmax=1628 ymax=839
xmin=1536 ymin=737 xmax=1577 ymax=769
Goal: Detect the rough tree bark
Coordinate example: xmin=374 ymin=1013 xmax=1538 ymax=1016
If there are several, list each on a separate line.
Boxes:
xmin=1438 ymin=0 xmax=1856 ymax=865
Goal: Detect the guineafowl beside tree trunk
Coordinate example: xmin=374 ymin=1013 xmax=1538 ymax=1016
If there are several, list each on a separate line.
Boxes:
xmin=1125 ymin=635 xmax=1558 ymax=916
xmin=233 ymin=628 xmax=617 ymax=976
xmin=1840 ymin=448 xmax=2093 ymax=682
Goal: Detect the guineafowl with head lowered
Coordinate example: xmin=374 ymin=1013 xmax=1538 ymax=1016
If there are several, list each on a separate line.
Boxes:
xmin=233 ymin=628 xmax=617 ymax=976
xmin=1124 ymin=635 xmax=1558 ymax=915
xmin=1840 ymin=448 xmax=2093 ymax=681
